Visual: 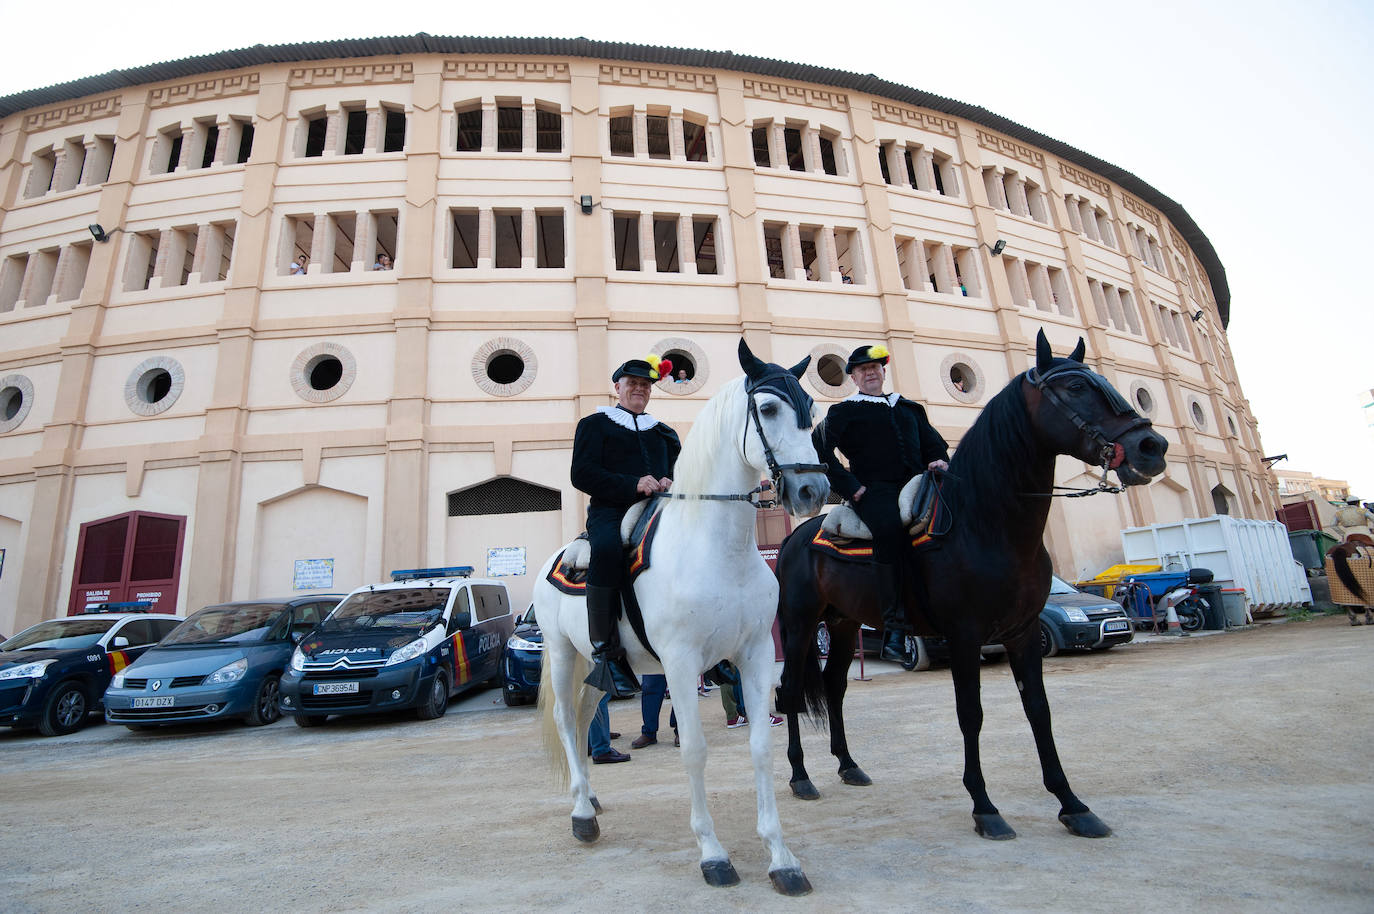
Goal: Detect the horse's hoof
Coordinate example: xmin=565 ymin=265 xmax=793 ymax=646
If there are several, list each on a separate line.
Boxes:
xmin=790 ymin=778 xmax=821 ymax=801
xmin=571 ymin=815 xmax=600 ymax=843
xmin=972 ymin=812 xmax=1017 ymax=840
xmin=769 ymin=867 xmax=813 ymax=896
xmin=1059 ymin=810 xmax=1112 ymax=838
xmin=700 ymin=859 xmax=740 ymax=887
xmin=838 ymin=766 xmax=872 ymax=787
xmin=590 ymin=796 xmax=603 ymax=813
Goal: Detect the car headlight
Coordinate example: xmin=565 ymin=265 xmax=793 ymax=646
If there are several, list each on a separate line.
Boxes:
xmin=290 ymin=647 xmax=306 ymax=672
xmin=206 ymin=657 xmax=248 ymax=684
xmin=508 ymin=636 xmax=543 ymax=652
xmin=0 ymin=660 xmax=55 ymax=681
xmin=385 ymin=638 xmax=427 ymax=666
xmin=112 ymin=672 xmax=126 ymax=689
xmin=1064 ymin=608 xmax=1090 ymax=623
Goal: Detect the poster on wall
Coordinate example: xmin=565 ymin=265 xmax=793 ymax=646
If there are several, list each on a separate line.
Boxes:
xmin=293 ymin=558 xmax=335 ymax=590
xmin=486 ymin=546 xmax=526 ymax=578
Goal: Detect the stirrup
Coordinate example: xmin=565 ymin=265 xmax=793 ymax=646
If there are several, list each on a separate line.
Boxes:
xmin=585 ymin=656 xmax=640 ymax=698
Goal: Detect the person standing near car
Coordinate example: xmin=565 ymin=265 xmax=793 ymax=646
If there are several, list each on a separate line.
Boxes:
xmin=816 ymin=344 xmax=949 ymax=661
xmin=571 ymin=354 xmax=680 ymax=698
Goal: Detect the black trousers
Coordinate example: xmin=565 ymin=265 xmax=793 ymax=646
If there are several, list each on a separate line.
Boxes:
xmin=852 ymin=481 xmax=906 ymax=565
xmin=586 ymin=505 xmax=628 ymax=588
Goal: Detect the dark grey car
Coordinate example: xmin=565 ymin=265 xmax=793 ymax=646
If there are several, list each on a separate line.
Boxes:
xmin=104 ymin=596 xmax=341 ymax=730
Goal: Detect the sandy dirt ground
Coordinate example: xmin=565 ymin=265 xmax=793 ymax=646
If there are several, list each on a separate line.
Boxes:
xmin=1 ymin=614 xmax=1371 ymax=913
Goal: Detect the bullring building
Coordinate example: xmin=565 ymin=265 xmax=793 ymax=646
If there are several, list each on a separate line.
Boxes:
xmin=0 ymin=37 xmax=1270 ymax=633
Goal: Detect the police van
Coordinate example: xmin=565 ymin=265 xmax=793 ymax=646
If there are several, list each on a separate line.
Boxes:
xmin=277 ymin=567 xmax=514 ymax=727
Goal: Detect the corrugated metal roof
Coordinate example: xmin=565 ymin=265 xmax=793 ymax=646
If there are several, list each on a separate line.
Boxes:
xmin=0 ymin=35 xmax=1230 ymax=323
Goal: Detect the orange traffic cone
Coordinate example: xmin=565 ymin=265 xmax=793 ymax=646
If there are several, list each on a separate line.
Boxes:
xmin=1164 ymin=602 xmax=1186 ymax=636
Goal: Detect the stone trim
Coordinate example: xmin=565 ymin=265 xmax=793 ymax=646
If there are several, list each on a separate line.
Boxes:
xmin=1129 ymin=381 xmax=1157 ymax=417
xmin=0 ymin=374 xmax=35 ymax=433
xmin=149 ymin=74 xmax=261 ymax=108
xmin=938 ymin=352 xmax=983 ymax=403
xmin=869 ymin=102 xmax=958 ymax=137
xmin=472 ymin=336 xmax=537 ymax=397
xmin=806 ymin=343 xmax=855 ymax=399
xmin=976 ymin=129 xmax=1044 ymax=169
xmin=447 ymin=60 xmax=570 ymax=81
xmin=599 ymin=65 xmax=714 ymax=91
xmin=652 ymin=336 xmax=708 ymax=396
xmin=22 ymin=96 xmax=121 ymax=132
xmin=1059 ymin=161 xmax=1110 ymax=197
xmin=290 ymin=342 xmax=357 ymax=403
xmin=288 ymin=63 xmax=413 ymax=88
xmin=1122 ymin=194 xmax=1161 ymax=226
xmin=742 ymin=78 xmax=848 ymax=112
xmin=124 ymin=356 xmax=185 ymax=416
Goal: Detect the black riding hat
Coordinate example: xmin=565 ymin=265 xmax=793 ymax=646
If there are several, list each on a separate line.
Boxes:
xmin=845 ymin=344 xmax=890 ymax=374
xmin=612 ymin=355 xmax=671 ymax=383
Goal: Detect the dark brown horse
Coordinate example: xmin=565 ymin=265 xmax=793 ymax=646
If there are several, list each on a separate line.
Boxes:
xmin=1328 ymin=534 xmax=1373 ymax=624
xmin=775 ymin=331 xmax=1168 ymax=839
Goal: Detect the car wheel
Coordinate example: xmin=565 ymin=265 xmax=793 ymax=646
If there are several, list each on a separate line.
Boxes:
xmin=293 ymin=714 xmax=326 ymax=728
xmin=416 ymin=672 xmax=450 ymax=720
xmin=902 ymin=636 xmax=931 ymax=672
xmin=38 ymin=681 xmax=89 ymax=737
xmin=244 ymin=675 xmax=282 ymax=726
xmin=1039 ymin=622 xmax=1060 ymax=658
xmin=503 ymin=687 xmax=528 ymax=707
xmin=1176 ymin=598 xmax=1207 ymax=633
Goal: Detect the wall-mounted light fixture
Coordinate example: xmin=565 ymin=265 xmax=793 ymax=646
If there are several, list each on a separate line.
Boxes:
xmin=1190 ymin=309 xmax=1205 ymax=322
xmin=88 ymin=224 xmax=123 ymax=243
xmin=982 ymin=239 xmax=1006 ymax=256
xmin=579 ymin=195 xmax=594 ymax=215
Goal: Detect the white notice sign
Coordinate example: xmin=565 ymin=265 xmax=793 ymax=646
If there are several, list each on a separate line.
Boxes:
xmin=294 ymin=558 xmax=335 ymax=590
xmin=486 ymin=546 xmax=526 ymax=577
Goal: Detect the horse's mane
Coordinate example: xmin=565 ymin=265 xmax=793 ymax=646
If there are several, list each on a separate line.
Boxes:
xmin=670 ymin=375 xmax=749 ymax=495
xmin=946 ymin=372 xmax=1042 ymax=532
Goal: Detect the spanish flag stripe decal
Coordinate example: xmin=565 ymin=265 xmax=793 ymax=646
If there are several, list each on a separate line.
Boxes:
xmin=451 ymin=633 xmax=470 ymax=685
xmin=108 ymin=651 xmax=130 ymax=674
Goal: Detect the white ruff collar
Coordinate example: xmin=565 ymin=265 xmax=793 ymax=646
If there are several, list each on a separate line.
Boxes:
xmin=598 ymin=406 xmax=660 ymax=430
xmin=844 ymin=391 xmax=899 ymax=406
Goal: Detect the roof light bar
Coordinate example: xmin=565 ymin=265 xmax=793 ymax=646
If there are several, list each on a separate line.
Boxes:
xmin=390 ymin=566 xmax=474 ymax=582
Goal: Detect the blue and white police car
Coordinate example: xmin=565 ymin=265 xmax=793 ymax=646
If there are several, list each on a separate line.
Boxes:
xmin=277 ymin=567 xmax=515 ymax=727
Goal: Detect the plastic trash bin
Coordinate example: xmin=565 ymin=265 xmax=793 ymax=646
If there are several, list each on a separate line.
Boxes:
xmin=1195 ymin=583 xmax=1226 ymax=630
xmin=1220 ymin=588 xmax=1248 ymax=626
xmin=1288 ymin=530 xmax=1339 ymax=571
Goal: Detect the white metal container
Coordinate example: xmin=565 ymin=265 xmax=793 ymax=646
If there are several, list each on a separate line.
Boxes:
xmin=1120 ymin=515 xmax=1312 ymax=611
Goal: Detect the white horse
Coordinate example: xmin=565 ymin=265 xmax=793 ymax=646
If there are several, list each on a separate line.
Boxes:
xmin=535 ymin=340 xmax=830 ymax=895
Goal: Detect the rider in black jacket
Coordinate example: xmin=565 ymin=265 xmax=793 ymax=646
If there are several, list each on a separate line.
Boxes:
xmin=571 ymin=355 xmax=681 ymax=697
xmin=817 ymin=344 xmax=949 ymax=659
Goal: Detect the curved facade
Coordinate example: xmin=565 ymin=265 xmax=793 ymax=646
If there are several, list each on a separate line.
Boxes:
xmin=0 ymin=39 xmax=1273 ymax=633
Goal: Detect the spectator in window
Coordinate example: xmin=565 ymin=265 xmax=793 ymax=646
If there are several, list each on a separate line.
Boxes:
xmin=289 ymin=254 xmax=308 ymax=276
xmin=675 ymin=369 xmax=688 ymax=383
xmin=373 ymin=253 xmax=392 ymax=270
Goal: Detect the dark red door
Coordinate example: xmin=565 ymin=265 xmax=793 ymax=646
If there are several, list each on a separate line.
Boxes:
xmin=69 ymin=512 xmax=185 ymax=615
xmin=756 ymin=507 xmax=794 ymax=661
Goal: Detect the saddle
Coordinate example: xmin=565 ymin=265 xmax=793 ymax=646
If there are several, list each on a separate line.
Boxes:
xmin=821 ymin=473 xmax=937 ymax=540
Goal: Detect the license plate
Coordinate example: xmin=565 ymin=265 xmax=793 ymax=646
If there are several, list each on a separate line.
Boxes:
xmin=1104 ymin=620 xmax=1129 ymax=633
xmin=132 ymin=697 xmax=175 ymax=708
xmin=313 ymin=682 xmax=359 ymax=695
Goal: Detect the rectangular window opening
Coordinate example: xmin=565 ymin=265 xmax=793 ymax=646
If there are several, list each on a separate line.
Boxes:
xmin=343 ymin=109 xmax=367 ymax=155
xmin=304 ymin=115 xmax=327 ymax=157
xmin=451 ymin=210 xmax=479 ymax=268
xmin=932 ymin=154 xmax=949 ymax=195
xmin=27 ymin=148 xmax=56 ymax=197
xmin=1048 ymin=266 xmax=1074 ymax=317
xmin=819 ymin=135 xmax=838 ymax=176
xmin=751 ymin=126 xmax=771 ymax=167
xmin=59 ymin=140 xmax=86 ymax=191
xmin=57 ymin=241 xmax=93 ymax=301
xmin=903 ymin=149 xmax=918 ymax=189
xmin=653 ymin=216 xmax=679 ymax=272
xmin=496 ymin=105 xmax=522 ymax=152
xmin=613 ymin=214 xmax=641 ymax=271
xmin=24 ymin=249 xmax=58 ymax=306
xmin=373 ymin=211 xmax=398 ymax=267
xmin=692 ymin=218 xmax=717 ymax=275
xmin=284 ymin=216 xmax=313 ymax=277
xmin=199 ymin=123 xmax=219 ymax=169
xmin=536 ymin=209 xmax=565 ymax=268
xmin=493 ymin=209 xmax=522 ymax=268
xmin=165 ymin=133 xmax=183 ymax=173
xmin=799 ymin=227 xmax=819 ymax=281
xmin=536 ymin=108 xmax=562 ymax=153
xmin=213 ymin=223 xmax=235 ymax=282
xmin=330 ymin=214 xmax=356 ymax=273
xmin=784 ymin=127 xmax=805 ymax=171
xmin=835 ymin=228 xmax=864 ymax=284
xmin=175 ymin=228 xmax=198 ymax=286
xmin=234 ymin=123 xmax=254 ymax=164
xmin=456 ymin=108 xmax=483 ymax=152
xmin=383 ymin=108 xmax=406 ymax=153
xmin=646 ymin=115 xmax=670 ymax=159
xmin=0 ymin=254 xmax=29 ymax=311
xmin=88 ymin=137 xmax=116 ymax=184
xmin=877 ymin=143 xmax=893 ymax=185
xmin=609 ymin=115 xmax=634 ymax=156
xmin=763 ymin=224 xmax=786 ymax=279
xmin=683 ymin=119 xmax=707 ymax=162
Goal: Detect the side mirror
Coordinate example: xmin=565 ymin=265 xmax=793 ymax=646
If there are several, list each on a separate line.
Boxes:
xmin=451 ymin=610 xmax=471 ymax=630
xmin=291 ymin=629 xmax=306 ymax=644
xmin=112 ymin=636 xmax=130 ymax=648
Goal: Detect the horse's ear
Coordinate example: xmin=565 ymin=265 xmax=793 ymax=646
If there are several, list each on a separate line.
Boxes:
xmin=738 ymin=338 xmax=766 ymax=378
xmin=1035 ymin=329 xmax=1053 ymax=373
xmin=1069 ymin=337 xmax=1086 ymax=363
xmin=788 ymin=355 xmax=811 ymax=379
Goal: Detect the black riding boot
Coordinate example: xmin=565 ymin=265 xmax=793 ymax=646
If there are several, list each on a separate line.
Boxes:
xmin=876 ymin=562 xmax=911 ymax=661
xmin=584 ymin=585 xmax=640 ymax=698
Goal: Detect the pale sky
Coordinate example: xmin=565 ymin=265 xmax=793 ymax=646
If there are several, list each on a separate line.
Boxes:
xmin=3 ymin=0 xmax=1371 ymax=497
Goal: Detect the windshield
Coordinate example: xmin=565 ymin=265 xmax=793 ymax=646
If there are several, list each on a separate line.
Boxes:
xmin=2 ymin=618 xmax=117 ymax=651
xmin=1049 ymin=576 xmax=1079 ymax=595
xmin=163 ymin=604 xmax=289 ymax=645
xmin=321 ymin=588 xmax=450 ymax=632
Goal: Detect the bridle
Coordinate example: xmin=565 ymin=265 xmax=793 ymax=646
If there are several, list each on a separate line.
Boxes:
xmin=658 ymin=369 xmax=827 ymax=509
xmin=1024 ymin=363 xmax=1153 ymax=498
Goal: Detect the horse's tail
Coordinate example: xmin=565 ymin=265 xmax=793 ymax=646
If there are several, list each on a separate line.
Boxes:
xmin=1329 ymin=543 xmax=1369 ymax=604
xmin=538 ymin=639 xmax=593 ymax=790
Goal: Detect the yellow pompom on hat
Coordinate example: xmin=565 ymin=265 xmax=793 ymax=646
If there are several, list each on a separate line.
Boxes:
xmin=845 ymin=344 xmax=890 ymax=373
